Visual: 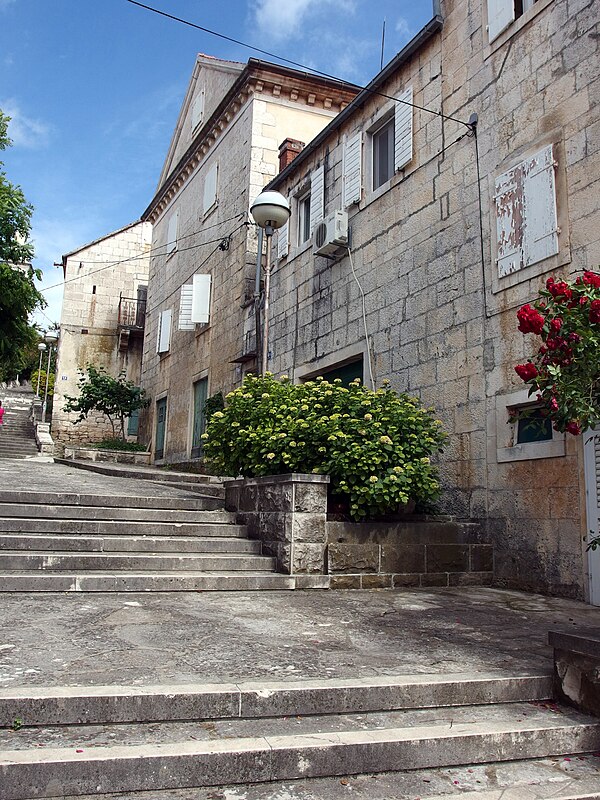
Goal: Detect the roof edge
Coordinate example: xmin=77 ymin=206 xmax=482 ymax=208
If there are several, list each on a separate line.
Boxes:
xmin=61 ymin=220 xmax=146 ymax=264
xmin=268 ymin=15 xmax=444 ymax=190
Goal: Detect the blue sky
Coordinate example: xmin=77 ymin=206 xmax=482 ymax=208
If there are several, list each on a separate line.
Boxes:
xmin=0 ymin=0 xmax=433 ymax=327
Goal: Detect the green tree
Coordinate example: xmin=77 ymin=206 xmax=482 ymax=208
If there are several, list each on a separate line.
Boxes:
xmin=63 ymin=364 xmax=149 ymax=441
xmin=0 ymin=110 xmax=45 ymax=380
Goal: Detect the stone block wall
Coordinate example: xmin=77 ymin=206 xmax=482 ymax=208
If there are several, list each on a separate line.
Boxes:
xmin=326 ymin=520 xmax=493 ymax=589
xmin=225 ymin=474 xmax=330 ymax=579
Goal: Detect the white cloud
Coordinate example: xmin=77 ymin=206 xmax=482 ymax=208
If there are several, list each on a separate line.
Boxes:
xmin=395 ymin=16 xmax=412 ymax=42
xmin=253 ymin=0 xmax=356 ymax=42
xmin=0 ymin=100 xmax=51 ymax=149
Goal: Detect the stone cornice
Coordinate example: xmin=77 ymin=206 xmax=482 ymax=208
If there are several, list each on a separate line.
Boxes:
xmin=143 ymin=61 xmax=359 ymax=224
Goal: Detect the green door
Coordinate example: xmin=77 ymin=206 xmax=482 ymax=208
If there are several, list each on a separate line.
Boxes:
xmin=155 ymin=397 xmax=167 ymax=459
xmin=191 ymin=378 xmax=208 ymax=458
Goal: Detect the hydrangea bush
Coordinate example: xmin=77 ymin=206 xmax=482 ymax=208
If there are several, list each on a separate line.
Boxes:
xmin=202 ymin=374 xmax=447 ymax=520
xmin=514 ymin=270 xmax=600 ymax=435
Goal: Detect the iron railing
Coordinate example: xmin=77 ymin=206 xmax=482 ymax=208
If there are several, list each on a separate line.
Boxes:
xmin=117 ymin=296 xmax=146 ymax=330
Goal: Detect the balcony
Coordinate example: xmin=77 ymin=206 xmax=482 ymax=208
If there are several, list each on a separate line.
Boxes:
xmin=117 ymin=295 xmax=146 ymax=351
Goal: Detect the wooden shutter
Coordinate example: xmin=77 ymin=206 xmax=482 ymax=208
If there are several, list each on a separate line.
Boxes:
xmin=522 ymin=145 xmax=559 ymax=268
xmin=178 ymin=284 xmax=195 ymax=330
xmin=277 ymin=222 xmax=288 ymax=259
xmin=167 ymin=211 xmax=178 ymax=254
xmin=495 ymin=145 xmax=558 ymax=279
xmin=342 ymin=133 xmax=362 ymax=207
xmin=487 ymin=0 xmax=515 ymax=42
xmin=203 ymin=163 xmax=218 ymax=213
xmin=309 ymin=164 xmax=325 ymax=232
xmin=191 ymin=89 xmax=204 ymax=132
xmin=191 ymin=274 xmax=212 ymax=324
xmin=157 ymin=309 xmax=172 ymax=353
xmin=394 ymin=87 xmax=413 ymax=171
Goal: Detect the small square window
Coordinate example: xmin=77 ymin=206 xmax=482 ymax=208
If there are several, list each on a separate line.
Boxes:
xmin=495 ymin=388 xmax=565 ymax=463
xmin=372 ymin=118 xmax=395 ymax=190
xmin=515 ymin=409 xmax=553 ymax=444
xmin=298 ymin=192 xmax=311 ymax=244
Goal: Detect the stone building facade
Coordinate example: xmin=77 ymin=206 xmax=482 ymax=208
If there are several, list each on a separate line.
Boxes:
xmin=264 ymin=0 xmax=599 ymax=600
xmin=138 ymin=55 xmax=358 ymax=463
xmin=52 ymin=221 xmax=152 ymax=444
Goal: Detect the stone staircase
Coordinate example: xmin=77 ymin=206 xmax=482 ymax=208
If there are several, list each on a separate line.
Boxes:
xmin=0 ymin=390 xmax=38 ymax=460
xmin=0 ymin=672 xmax=599 ymax=799
xmin=0 ymin=489 xmax=294 ymax=591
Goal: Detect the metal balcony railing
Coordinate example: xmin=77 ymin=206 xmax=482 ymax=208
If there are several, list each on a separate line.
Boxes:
xmin=117 ymin=296 xmax=146 ymax=330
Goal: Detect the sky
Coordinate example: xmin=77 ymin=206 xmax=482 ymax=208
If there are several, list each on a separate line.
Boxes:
xmin=0 ymin=0 xmax=433 ymax=328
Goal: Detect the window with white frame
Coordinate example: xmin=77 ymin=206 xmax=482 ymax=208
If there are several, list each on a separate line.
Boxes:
xmin=297 ymin=190 xmax=311 ymax=245
xmin=166 ymin=210 xmax=178 ymax=256
xmin=369 ymin=86 xmax=413 ymax=192
xmin=487 ymin=0 xmax=539 ymax=42
xmin=495 ymin=388 xmax=565 ymax=463
xmin=156 ymin=308 xmax=172 ymax=354
xmin=178 ymin=274 xmax=212 ymax=330
xmin=494 ymin=144 xmax=559 ymax=281
xmin=203 ymin=162 xmax=218 ymax=214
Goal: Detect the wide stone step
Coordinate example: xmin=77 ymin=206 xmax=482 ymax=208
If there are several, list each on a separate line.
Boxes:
xmin=0 ymin=702 xmax=597 ymax=799
xmin=0 ymin=491 xmax=223 ymax=511
xmin=54 ymin=458 xmax=223 ymax=487
xmin=0 ymin=571 xmax=296 ymax=592
xmin=0 ymin=533 xmax=261 ymax=554
xmin=0 ymin=673 xmax=553 ymax=726
xmin=0 ymin=501 xmax=226 ymax=520
xmin=0 ymin=518 xmax=243 ymax=537
xmin=0 ymin=551 xmax=275 ymax=572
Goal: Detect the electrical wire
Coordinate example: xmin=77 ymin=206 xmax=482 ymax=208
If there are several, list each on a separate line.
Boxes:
xmin=347 ymin=247 xmax=375 ymax=389
xmin=58 ymin=212 xmax=246 ymax=265
xmin=125 ymin=0 xmax=472 ymax=130
xmin=145 ymin=220 xmax=247 ymax=313
xmin=39 ymin=224 xmax=248 ymax=294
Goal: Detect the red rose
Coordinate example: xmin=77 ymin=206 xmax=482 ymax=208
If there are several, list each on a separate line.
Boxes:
xmin=515 ymin=362 xmax=538 ymax=381
xmin=517 ymin=304 xmax=545 ymax=335
xmin=583 ymin=271 xmax=600 ymax=289
xmin=589 ymin=299 xmax=600 ymax=324
xmin=550 ymin=317 xmax=563 ymax=333
xmin=546 ymin=277 xmax=573 ymax=301
xmin=565 ymin=421 xmax=582 ymax=436
xmin=549 ymin=396 xmax=559 ymax=412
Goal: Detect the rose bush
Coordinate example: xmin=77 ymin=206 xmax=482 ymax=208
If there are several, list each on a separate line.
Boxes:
xmin=514 ymin=271 xmax=600 ymax=435
xmin=202 ymin=373 xmax=446 ymax=520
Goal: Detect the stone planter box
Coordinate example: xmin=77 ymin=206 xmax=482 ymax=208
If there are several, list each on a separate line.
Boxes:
xmin=225 ymin=474 xmax=329 ymax=587
xmin=63 ymin=446 xmax=151 ymax=466
xmin=225 ymin=473 xmax=494 ymax=590
xmin=549 ymin=630 xmax=600 ymax=717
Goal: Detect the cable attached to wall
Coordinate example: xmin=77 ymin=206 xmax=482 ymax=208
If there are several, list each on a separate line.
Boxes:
xmin=347 ymin=246 xmax=375 ymax=389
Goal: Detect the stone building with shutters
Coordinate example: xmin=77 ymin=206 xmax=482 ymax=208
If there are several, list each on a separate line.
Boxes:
xmin=263 ymin=0 xmax=599 ymax=600
xmin=52 ymin=221 xmax=152 ymax=445
xmin=138 ymin=54 xmax=358 ymax=463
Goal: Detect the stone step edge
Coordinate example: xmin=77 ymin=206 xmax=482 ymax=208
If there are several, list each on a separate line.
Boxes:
xmin=53 ymin=458 xmax=223 ymax=485
xmin=0 ymin=673 xmax=553 ymax=727
xmin=421 ymin=790 xmax=600 ymax=800
xmin=0 ymin=719 xmax=598 ymax=800
xmin=0 ymin=491 xmax=223 ymax=509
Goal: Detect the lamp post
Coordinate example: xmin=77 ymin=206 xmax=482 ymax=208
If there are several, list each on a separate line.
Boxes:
xmin=42 ymin=330 xmax=58 ymax=423
xmin=250 ymin=191 xmax=290 ymax=375
xmin=35 ymin=343 xmax=47 ymax=397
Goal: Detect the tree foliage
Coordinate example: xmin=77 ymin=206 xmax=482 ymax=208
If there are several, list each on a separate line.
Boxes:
xmin=0 ymin=110 xmax=45 ymax=379
xmin=63 ymin=365 xmax=149 ymax=441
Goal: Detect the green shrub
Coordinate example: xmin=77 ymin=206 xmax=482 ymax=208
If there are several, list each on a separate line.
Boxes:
xmin=203 ymin=374 xmax=446 ymax=520
xmin=92 ymin=438 xmax=147 ymax=452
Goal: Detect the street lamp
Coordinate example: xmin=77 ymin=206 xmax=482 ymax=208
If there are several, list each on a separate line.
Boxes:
xmin=42 ymin=330 xmax=59 ymax=423
xmin=35 ymin=342 xmax=47 ymax=397
xmin=250 ymin=191 xmax=290 ymax=375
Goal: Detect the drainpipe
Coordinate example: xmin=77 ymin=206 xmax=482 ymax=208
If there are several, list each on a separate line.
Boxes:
xmin=254 ymin=227 xmax=264 ymax=372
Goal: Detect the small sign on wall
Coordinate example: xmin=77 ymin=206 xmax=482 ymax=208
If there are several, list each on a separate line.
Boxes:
xmin=61 ymin=375 xmax=68 ymax=381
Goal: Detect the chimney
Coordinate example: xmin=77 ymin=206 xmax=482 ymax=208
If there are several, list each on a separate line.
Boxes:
xmin=278 ymin=138 xmax=305 ymax=173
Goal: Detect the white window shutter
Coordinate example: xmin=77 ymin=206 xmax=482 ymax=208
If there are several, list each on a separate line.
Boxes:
xmin=394 ymin=87 xmax=413 ymax=171
xmin=495 ymin=145 xmax=558 ymax=278
xmin=342 ymin=133 xmax=362 ymax=207
xmin=309 ymin=165 xmax=325 ymax=232
xmin=167 ymin=211 xmax=178 ymax=254
xmin=495 ymin=167 xmax=523 ymax=278
xmin=203 ymin=163 xmax=218 ymax=213
xmin=522 ymin=145 xmax=559 ymax=268
xmin=487 ymin=0 xmax=515 ymax=42
xmin=191 ymin=274 xmax=212 ymax=324
xmin=157 ymin=309 xmax=172 ymax=353
xmin=178 ymin=284 xmax=195 ymax=330
xmin=277 ymin=222 xmax=288 ymax=259
xmin=191 ymin=90 xmax=204 ymax=132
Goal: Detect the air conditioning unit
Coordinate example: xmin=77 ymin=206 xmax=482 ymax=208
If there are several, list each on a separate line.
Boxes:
xmin=313 ymin=210 xmax=349 ymax=256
